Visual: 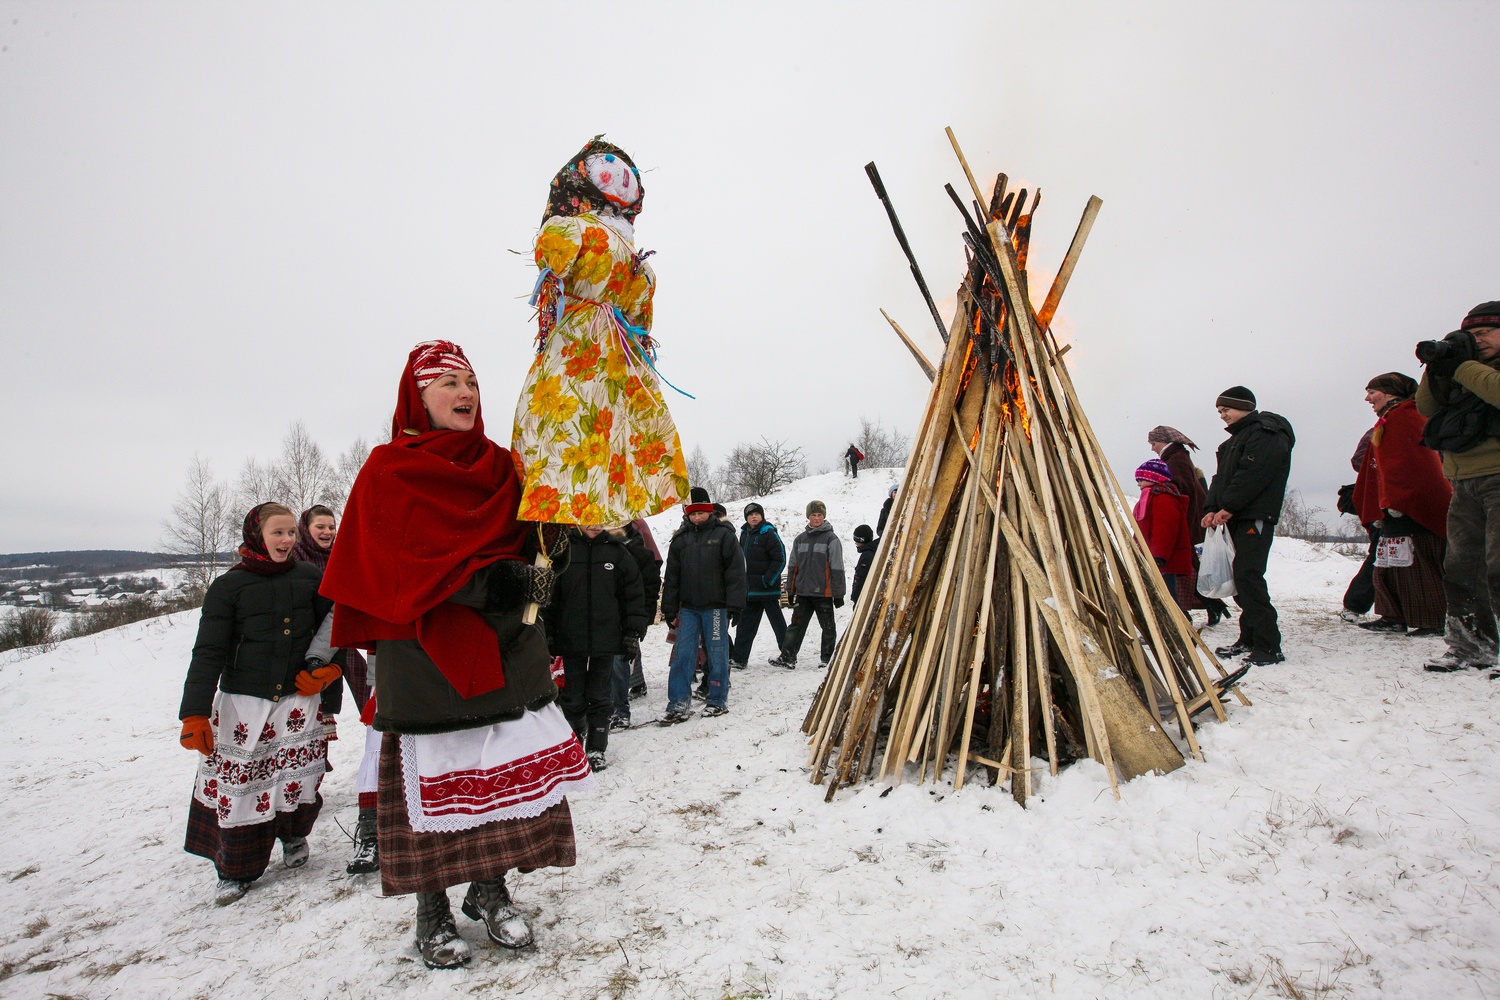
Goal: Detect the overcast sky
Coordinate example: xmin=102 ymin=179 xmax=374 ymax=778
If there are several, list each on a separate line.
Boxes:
xmin=2 ymin=2 xmax=1497 ymax=553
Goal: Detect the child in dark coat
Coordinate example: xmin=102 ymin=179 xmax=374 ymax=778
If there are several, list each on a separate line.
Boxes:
xmin=548 ymin=526 xmax=648 ymax=770
xmin=850 ymin=524 xmax=877 ymax=603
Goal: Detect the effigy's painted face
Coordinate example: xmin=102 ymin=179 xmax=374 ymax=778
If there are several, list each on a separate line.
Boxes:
xmin=586 ymin=153 xmax=641 ymax=211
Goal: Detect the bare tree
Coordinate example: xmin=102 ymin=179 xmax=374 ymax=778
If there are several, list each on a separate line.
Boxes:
xmin=1274 ymin=489 xmax=1328 ymax=540
xmin=231 ymin=456 xmax=279 ymax=517
xmin=274 ymin=420 xmax=337 ymax=513
xmin=0 ymin=607 xmax=57 ymax=653
xmin=326 ymin=436 xmax=372 ymax=513
xmin=720 ymin=438 xmax=806 ymax=499
xmin=851 ymin=416 xmax=911 ymax=469
xmin=685 ymin=444 xmax=723 ymax=500
xmin=162 ymin=454 xmax=234 ymax=594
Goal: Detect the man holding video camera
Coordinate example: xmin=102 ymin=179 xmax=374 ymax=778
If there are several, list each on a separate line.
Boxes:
xmin=1415 ymin=300 xmax=1500 ymax=673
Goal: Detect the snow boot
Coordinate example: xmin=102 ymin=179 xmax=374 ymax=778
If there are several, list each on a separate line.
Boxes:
xmin=587 ymin=750 xmax=608 ymax=772
xmin=702 ymin=704 xmax=728 ymax=718
xmin=1358 ymin=618 xmax=1408 ymax=633
xmin=768 ymin=653 xmax=796 ymax=669
xmin=281 ymin=837 xmax=310 ymax=869
xmin=415 ymin=891 xmax=471 ymax=969
xmin=729 ymin=659 xmax=747 ymax=671
xmin=1243 ymin=649 xmax=1285 ymax=667
xmin=462 ymin=877 xmax=533 ymax=949
xmin=659 ymin=708 xmax=692 ymax=726
xmin=346 ymin=807 xmax=379 ymax=875
xmin=215 ymin=878 xmax=251 ymax=906
xmin=1424 ymin=651 xmax=1490 ymax=673
xmin=1214 ymin=641 xmax=1251 ymax=659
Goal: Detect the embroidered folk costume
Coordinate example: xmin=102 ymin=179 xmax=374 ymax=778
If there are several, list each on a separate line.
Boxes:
xmin=180 ymin=504 xmax=336 ymax=899
xmin=512 ymin=138 xmax=689 ymax=527
xmin=322 ymin=341 xmax=591 ymax=968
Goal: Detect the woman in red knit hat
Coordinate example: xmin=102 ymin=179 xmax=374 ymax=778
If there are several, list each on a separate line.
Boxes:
xmin=321 ymin=341 xmax=593 ymax=969
xmin=1134 ymin=459 xmax=1194 ymax=604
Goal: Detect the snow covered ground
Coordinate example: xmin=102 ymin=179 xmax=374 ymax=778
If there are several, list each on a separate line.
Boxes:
xmin=3 ymin=471 xmax=1499 ymax=999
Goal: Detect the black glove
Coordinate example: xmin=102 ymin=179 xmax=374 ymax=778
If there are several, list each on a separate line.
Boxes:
xmin=1426 ymin=355 xmax=1465 ymax=379
xmin=1336 ymin=484 xmax=1356 ymax=516
xmin=834 ymin=597 xmax=845 ymax=609
xmin=1154 ymin=557 xmax=1167 ymax=569
xmin=621 ymin=634 xmax=640 ymax=658
xmin=728 ymin=609 xmax=740 ymax=627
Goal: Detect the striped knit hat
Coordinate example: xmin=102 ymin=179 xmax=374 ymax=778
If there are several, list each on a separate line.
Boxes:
xmin=1462 ymin=301 xmax=1500 ymax=331
xmin=410 ymin=340 xmax=474 ymax=390
xmin=1215 ymin=385 xmax=1256 ymax=410
xmin=1135 ymin=459 xmax=1172 ymax=485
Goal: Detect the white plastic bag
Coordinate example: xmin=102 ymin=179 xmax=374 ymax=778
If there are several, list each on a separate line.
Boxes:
xmin=1374 ymin=535 xmax=1414 ymax=568
xmin=1197 ymin=524 xmax=1237 ymax=599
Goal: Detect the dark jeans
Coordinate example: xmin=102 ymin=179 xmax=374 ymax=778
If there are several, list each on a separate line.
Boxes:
xmin=560 ymin=655 xmax=613 ymax=753
xmin=1343 ymin=525 xmax=1379 ymax=614
xmin=1230 ymin=519 xmax=1280 ymax=655
xmin=609 ymin=654 xmax=631 ymax=721
xmin=732 ymin=596 xmax=788 ymax=663
xmin=1442 ymin=473 xmax=1500 ymax=664
xmin=783 ymin=596 xmax=837 ymax=664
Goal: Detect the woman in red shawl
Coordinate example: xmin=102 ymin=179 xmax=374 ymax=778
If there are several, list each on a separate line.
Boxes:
xmin=1351 ymin=372 xmax=1452 ymax=636
xmin=321 ymin=341 xmax=593 ymax=970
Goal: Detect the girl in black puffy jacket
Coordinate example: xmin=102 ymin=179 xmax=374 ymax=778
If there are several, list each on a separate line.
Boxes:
xmin=178 ymin=502 xmax=337 ymax=906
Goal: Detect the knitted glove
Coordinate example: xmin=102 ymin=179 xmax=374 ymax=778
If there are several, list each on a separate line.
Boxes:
xmin=486 ymin=560 xmax=557 ymax=612
xmin=325 ymin=718 xmax=338 ymax=742
xmin=180 ymin=716 xmax=214 ymax=755
xmin=295 ymin=664 xmax=342 ymax=696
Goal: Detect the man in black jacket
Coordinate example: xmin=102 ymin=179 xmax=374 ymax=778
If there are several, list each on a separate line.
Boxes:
xmin=1202 ymin=386 xmax=1296 ymax=666
xmin=730 ymin=502 xmax=788 ymax=668
xmin=660 ymin=488 xmax=746 ymax=723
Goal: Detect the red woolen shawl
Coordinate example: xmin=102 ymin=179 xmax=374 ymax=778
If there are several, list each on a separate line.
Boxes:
xmin=320 ymin=347 xmax=531 ymax=698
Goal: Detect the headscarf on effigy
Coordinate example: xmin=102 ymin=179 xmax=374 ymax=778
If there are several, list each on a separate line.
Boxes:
xmin=541 ymin=136 xmax=644 ymax=226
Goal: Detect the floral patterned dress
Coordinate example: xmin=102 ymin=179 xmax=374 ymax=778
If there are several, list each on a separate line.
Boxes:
xmin=512 ymin=213 xmax=688 ymax=525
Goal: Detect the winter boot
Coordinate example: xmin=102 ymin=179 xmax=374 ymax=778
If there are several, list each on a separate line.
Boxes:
xmin=415 ymin=891 xmax=471 ymax=969
xmin=768 ymin=652 xmax=796 ymax=669
xmin=346 ymin=807 xmax=379 ymax=875
xmin=1358 ymin=618 xmax=1408 ymax=633
xmin=281 ymin=837 xmax=310 ymax=869
xmin=215 ymin=878 xmax=251 ymax=906
xmin=461 ymin=876 xmax=533 ymax=949
xmin=587 ymin=750 xmax=608 ymax=772
xmin=1214 ymin=641 xmax=1251 ymax=659
xmin=1424 ymin=651 xmax=1489 ymax=673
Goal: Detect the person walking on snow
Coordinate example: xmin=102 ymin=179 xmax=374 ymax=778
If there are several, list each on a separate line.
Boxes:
xmin=1202 ymin=386 xmax=1296 ymax=668
xmin=771 ymin=501 xmax=846 ymax=669
xmin=179 ymin=502 xmax=338 ymax=906
xmin=729 ymin=502 xmax=788 ymax=668
xmin=1414 ymin=302 xmax=1500 ymax=673
xmin=845 ymin=444 xmax=863 ymax=478
xmin=659 ymin=487 xmax=746 ymax=723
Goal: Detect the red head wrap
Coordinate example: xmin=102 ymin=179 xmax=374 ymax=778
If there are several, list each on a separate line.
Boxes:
xmin=410 ymin=340 xmax=473 ymax=390
xmin=320 ymin=344 xmax=529 ymax=698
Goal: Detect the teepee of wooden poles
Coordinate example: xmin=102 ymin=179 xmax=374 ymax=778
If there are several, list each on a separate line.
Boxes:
xmin=802 ymin=131 xmax=1251 ymax=806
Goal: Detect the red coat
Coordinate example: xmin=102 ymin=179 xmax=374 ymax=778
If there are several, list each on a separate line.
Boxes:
xmin=1351 ymin=399 xmax=1451 ymax=537
xmin=1137 ymin=488 xmax=1193 ymax=575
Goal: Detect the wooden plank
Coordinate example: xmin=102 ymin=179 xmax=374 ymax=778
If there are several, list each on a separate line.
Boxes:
xmin=881 ymin=309 xmax=937 ymax=382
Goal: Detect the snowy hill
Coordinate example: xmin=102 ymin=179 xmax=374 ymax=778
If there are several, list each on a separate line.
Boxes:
xmin=2 ymin=472 xmax=1499 ymax=998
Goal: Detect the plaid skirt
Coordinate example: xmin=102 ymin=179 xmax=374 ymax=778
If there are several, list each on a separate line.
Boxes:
xmin=377 ymin=733 xmax=576 ymax=895
xmin=184 ymin=794 xmax=322 ymax=882
xmin=1374 ymin=528 xmax=1446 ymax=630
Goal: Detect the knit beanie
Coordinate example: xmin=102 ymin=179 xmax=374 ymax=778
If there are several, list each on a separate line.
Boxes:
xmin=806 ymin=500 xmax=827 ymax=517
xmin=1462 ymin=301 xmax=1500 ymax=331
xmin=685 ymin=486 xmax=714 ymax=515
xmin=1134 ymin=459 xmax=1172 ymax=485
xmin=1365 ymin=372 xmax=1418 ymax=399
xmin=743 ymin=502 xmax=765 ymax=519
xmin=853 ymin=524 xmax=874 ymax=544
xmin=1215 ymin=386 xmax=1256 ymax=410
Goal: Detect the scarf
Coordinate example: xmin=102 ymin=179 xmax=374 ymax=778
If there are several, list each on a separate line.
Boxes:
xmin=320 ymin=344 xmax=531 ymax=699
xmin=291 ymin=507 xmax=334 ymax=570
xmin=1146 ymin=425 xmax=1197 ymax=450
xmin=542 ymin=136 xmax=644 ymax=227
xmin=231 ymin=504 xmax=298 ymax=577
